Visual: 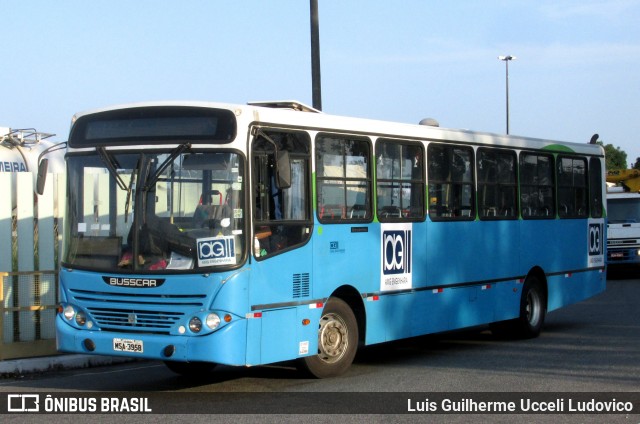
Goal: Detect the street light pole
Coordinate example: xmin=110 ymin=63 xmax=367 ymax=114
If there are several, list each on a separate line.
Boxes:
xmin=310 ymin=0 xmax=322 ymax=111
xmin=498 ymin=55 xmax=516 ymax=134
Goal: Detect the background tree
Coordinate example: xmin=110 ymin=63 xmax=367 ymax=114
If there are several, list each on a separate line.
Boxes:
xmin=599 ymin=142 xmax=628 ymax=170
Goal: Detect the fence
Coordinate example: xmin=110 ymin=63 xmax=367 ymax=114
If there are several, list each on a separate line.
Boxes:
xmin=0 ymin=172 xmax=65 ymax=360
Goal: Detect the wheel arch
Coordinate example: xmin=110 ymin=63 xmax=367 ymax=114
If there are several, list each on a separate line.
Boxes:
xmin=330 ymin=284 xmax=366 ymax=344
xmin=525 ymin=266 xmax=548 ymax=310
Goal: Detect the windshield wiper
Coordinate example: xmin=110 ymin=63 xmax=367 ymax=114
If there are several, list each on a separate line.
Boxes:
xmin=142 ymin=143 xmax=191 ymax=192
xmin=97 ymin=147 xmax=128 ymax=191
xmin=123 ymin=158 xmax=140 ymax=223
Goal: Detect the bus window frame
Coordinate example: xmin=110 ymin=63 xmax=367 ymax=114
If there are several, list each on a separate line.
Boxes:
xmin=476 ymin=147 xmax=519 ymax=221
xmin=251 ymin=128 xmax=313 ymax=260
xmin=589 ymin=157 xmax=604 ymax=218
xmin=427 ymin=142 xmax=476 ymax=222
xmin=315 ymin=133 xmax=373 ymax=224
xmin=375 ymin=138 xmax=426 ymax=222
xmin=519 ymin=151 xmax=556 ymax=220
xmin=557 ymin=155 xmax=589 ymax=219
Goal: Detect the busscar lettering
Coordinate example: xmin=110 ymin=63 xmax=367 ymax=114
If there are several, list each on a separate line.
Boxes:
xmin=109 ymin=278 xmax=158 ymax=287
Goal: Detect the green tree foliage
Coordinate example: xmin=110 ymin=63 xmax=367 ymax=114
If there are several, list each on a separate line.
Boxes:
xmin=599 ymin=142 xmax=628 ymax=170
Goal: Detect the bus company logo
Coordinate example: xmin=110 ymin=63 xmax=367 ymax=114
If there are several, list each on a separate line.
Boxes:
xmin=197 ymin=236 xmax=236 ymax=266
xmin=382 ymin=229 xmax=412 ymax=275
xmin=7 ymin=394 xmax=40 ymax=412
xmin=102 ymin=277 xmax=165 ymax=288
xmin=329 ymin=241 xmax=345 ymax=254
xmin=588 ymin=223 xmax=604 ymax=256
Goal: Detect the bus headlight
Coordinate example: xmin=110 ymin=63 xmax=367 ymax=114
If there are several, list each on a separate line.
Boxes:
xmin=189 ymin=317 xmax=203 ymax=333
xmin=75 ymin=311 xmax=87 ymax=326
xmin=206 ymin=313 xmax=221 ymax=330
xmin=63 ymin=305 xmax=75 ymax=320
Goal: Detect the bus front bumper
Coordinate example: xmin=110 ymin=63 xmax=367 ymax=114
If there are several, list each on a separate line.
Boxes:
xmin=55 ymin=315 xmax=247 ymax=366
xmin=607 ymin=248 xmax=640 ymax=265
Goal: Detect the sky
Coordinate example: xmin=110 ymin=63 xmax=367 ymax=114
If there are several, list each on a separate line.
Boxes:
xmin=2 ymin=0 xmax=640 ymax=163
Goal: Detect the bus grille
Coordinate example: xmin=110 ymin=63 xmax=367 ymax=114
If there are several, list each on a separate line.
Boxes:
xmin=69 ymin=288 xmax=207 ymax=334
xmin=87 ymin=307 xmax=183 ymax=332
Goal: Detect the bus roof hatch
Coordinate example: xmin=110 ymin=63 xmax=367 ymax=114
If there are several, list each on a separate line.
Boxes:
xmin=247 ymin=100 xmax=321 ymax=113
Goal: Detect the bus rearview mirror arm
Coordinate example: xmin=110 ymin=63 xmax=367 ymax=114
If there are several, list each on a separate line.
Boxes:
xmin=36 ymin=141 xmax=67 ymax=195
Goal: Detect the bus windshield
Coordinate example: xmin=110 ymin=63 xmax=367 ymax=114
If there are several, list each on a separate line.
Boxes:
xmin=63 ymin=149 xmax=245 ymax=273
xmin=608 ymin=197 xmax=640 ymax=224
xmin=607 ymin=198 xmax=640 ymax=224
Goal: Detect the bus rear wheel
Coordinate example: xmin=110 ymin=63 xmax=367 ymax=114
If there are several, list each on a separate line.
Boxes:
xmin=491 ymin=276 xmax=546 ymax=339
xmin=298 ymin=297 xmax=358 ymax=378
xmin=164 ymin=360 xmax=216 ymax=377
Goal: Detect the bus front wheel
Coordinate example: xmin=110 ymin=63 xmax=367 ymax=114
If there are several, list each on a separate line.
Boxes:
xmin=298 ymin=297 xmax=358 ymax=378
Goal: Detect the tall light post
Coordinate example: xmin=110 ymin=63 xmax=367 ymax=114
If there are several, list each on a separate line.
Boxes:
xmin=498 ymin=55 xmax=516 ymax=134
xmin=310 ymin=0 xmax=322 ymax=111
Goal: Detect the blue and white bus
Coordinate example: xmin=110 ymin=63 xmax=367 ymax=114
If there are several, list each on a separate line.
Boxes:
xmin=50 ymin=100 xmax=606 ymax=378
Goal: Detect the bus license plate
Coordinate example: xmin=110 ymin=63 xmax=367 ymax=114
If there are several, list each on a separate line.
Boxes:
xmin=113 ymin=338 xmax=144 ymax=353
xmin=611 ymin=252 xmax=624 ymax=258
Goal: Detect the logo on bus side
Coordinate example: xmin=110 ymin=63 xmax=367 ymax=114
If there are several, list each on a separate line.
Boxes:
xmin=588 ymin=219 xmax=605 ymax=267
xmin=197 ymin=236 xmax=236 ymax=267
xmin=380 ymin=223 xmax=413 ymax=291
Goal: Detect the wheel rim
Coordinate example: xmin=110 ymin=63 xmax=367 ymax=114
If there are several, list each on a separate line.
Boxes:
xmin=317 ymin=312 xmax=349 ymax=364
xmin=525 ymin=289 xmax=542 ymax=327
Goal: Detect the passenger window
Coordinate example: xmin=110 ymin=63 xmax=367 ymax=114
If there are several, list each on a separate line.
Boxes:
xmin=252 ymin=129 xmax=312 ymax=259
xmin=520 ymin=152 xmax=555 ymax=219
xmin=316 ymin=135 xmax=372 ymax=222
xmin=589 ymin=158 xmax=603 ymax=218
xmin=428 ymin=143 xmax=475 ymax=220
xmin=376 ymin=139 xmax=424 ymax=221
xmin=557 ymin=156 xmax=588 ymax=218
xmin=477 ymin=148 xmax=517 ymax=220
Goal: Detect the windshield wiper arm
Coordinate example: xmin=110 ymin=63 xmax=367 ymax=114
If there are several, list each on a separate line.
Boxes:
xmin=123 ymin=158 xmax=140 ymax=223
xmin=143 ymin=143 xmax=191 ymax=192
xmin=97 ymin=147 xmax=128 ymax=191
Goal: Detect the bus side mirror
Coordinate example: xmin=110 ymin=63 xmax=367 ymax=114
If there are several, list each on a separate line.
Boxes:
xmin=36 ymin=158 xmax=49 ymax=195
xmin=276 ymin=150 xmax=292 ymax=189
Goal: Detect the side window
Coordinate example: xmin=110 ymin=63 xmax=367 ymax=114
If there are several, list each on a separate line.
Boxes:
xmin=477 ymin=148 xmax=517 ymax=220
xmin=376 ymin=139 xmax=425 ymax=221
xmin=252 ymin=129 xmax=312 ymax=259
xmin=316 ymin=135 xmax=372 ymax=222
xmin=520 ymin=152 xmax=555 ymax=219
xmin=589 ymin=157 xmax=604 ymax=218
xmin=428 ymin=143 xmax=475 ymax=220
xmin=557 ymin=156 xmax=588 ymax=218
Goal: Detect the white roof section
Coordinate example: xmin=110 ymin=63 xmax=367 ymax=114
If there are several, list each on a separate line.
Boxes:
xmin=69 ymin=99 xmax=604 ymax=156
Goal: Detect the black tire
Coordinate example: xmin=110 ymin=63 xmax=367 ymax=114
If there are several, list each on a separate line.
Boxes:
xmin=298 ymin=297 xmax=359 ymax=378
xmin=164 ymin=360 xmax=216 ymax=377
xmin=491 ymin=276 xmax=547 ymax=339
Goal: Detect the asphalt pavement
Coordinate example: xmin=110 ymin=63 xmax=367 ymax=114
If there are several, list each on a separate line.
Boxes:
xmin=0 ymin=353 xmax=135 ymax=377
